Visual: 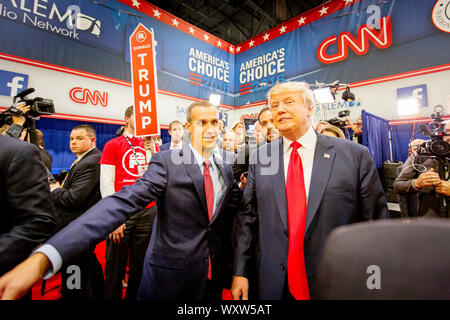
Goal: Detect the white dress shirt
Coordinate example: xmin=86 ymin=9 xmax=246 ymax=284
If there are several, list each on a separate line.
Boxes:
xmin=189 ymin=144 xmax=226 ymax=216
xmin=170 ymin=141 xmax=183 ymax=150
xmin=283 ymin=125 xmax=317 ymax=198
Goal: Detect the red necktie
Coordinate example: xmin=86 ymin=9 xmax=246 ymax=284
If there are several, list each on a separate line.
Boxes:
xmin=203 ymin=160 xmax=214 ymax=280
xmin=286 ymin=141 xmax=310 ymax=300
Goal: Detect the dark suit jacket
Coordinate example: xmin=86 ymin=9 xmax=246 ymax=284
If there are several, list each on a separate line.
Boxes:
xmin=0 ymin=135 xmax=57 ymax=276
xmin=52 ymin=148 xmax=101 ymax=230
xmin=396 ymin=163 xmax=419 ymax=218
xmin=393 ymin=155 xmax=449 ymax=217
xmin=159 ymin=142 xmax=171 ymax=151
xmin=45 ymin=146 xmax=241 ymax=300
xmin=233 ymin=133 xmax=388 ymax=299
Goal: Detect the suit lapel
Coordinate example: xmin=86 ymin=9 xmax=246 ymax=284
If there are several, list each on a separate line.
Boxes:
xmin=209 ymin=153 xmax=230 ymax=225
xmin=64 ymin=148 xmax=99 ymax=186
xmin=181 ymin=147 xmax=208 ymax=217
xmin=272 ymin=139 xmax=288 ymax=232
xmin=305 ymin=134 xmax=335 ymax=233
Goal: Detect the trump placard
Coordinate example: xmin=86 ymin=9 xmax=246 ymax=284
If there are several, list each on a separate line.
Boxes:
xmin=129 ymin=24 xmax=160 ymax=137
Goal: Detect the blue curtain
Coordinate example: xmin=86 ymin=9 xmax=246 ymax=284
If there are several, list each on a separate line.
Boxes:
xmin=160 ymin=128 xmax=170 ymax=144
xmin=390 ymin=123 xmax=428 ymax=163
xmin=36 ymin=118 xmax=121 ymax=174
xmin=361 ymin=110 xmax=391 ymax=168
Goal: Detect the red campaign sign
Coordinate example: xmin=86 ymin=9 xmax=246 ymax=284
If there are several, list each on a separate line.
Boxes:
xmin=129 ymin=24 xmax=160 ymax=137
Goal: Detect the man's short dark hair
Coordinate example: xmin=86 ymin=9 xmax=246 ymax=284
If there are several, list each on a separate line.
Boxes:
xmin=186 ymin=101 xmax=216 ymax=122
xmin=72 ymin=125 xmax=96 ymax=138
xmin=258 ymin=106 xmax=270 ymax=123
xmin=169 ymin=120 xmax=183 ymax=131
xmin=124 ymin=106 xmax=133 ymax=119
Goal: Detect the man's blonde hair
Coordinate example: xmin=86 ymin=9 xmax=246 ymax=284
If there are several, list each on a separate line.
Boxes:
xmin=267 ymin=81 xmax=314 ymax=108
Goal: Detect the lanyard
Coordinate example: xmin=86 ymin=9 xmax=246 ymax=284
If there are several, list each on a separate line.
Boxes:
xmin=124 ymin=135 xmax=140 ymax=165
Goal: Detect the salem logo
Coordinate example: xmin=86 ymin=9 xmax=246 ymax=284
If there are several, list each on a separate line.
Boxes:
xmin=317 ymin=16 xmax=392 ymax=64
xmin=69 ymin=87 xmax=108 ymax=107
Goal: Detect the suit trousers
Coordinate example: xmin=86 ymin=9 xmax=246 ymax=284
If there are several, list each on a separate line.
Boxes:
xmin=104 ymin=206 xmax=156 ymax=300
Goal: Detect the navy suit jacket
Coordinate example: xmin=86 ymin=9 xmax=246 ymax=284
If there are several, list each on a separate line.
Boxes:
xmin=233 ymin=133 xmax=388 ymax=299
xmin=46 ymin=146 xmax=241 ymax=300
xmin=159 ymin=142 xmax=171 ymax=151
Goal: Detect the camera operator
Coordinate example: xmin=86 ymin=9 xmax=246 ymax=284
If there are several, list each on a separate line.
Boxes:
xmin=2 ymin=103 xmax=30 ymax=139
xmin=345 ymin=115 xmax=363 ymax=143
xmin=394 ymin=122 xmax=450 ymax=218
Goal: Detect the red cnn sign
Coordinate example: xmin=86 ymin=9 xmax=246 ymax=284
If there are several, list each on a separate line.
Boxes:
xmin=317 ymin=16 xmax=392 ymax=64
xmin=129 ymin=24 xmax=160 ymax=137
xmin=69 ymin=87 xmax=108 ymax=107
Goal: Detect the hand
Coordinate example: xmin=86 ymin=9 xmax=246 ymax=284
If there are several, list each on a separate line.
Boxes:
xmin=0 ymin=253 xmax=50 ymax=300
xmin=413 ymin=168 xmax=441 ymax=189
xmin=231 ymin=275 xmax=249 ymax=300
xmin=11 ymin=104 xmax=30 ymax=126
xmin=435 ymin=180 xmax=450 ymax=196
xmin=239 ymin=173 xmax=247 ymax=190
xmin=108 ymin=224 xmax=126 ymax=244
xmin=144 ymin=137 xmax=156 ymax=155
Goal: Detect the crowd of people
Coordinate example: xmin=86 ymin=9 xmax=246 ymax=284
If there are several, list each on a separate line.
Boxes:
xmin=0 ymin=81 xmax=447 ymax=301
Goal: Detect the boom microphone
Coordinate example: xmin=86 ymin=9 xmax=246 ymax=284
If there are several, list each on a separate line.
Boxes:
xmin=15 ymin=88 xmax=35 ymax=99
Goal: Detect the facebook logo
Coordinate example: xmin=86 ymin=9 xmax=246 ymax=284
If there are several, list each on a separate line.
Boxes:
xmin=0 ymin=70 xmax=29 ymax=97
xmin=397 ymin=84 xmax=428 ymax=108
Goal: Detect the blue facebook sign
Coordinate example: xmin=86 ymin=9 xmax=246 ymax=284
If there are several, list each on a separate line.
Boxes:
xmin=397 ymin=84 xmax=428 ymax=108
xmin=0 ymin=70 xmax=29 ymax=98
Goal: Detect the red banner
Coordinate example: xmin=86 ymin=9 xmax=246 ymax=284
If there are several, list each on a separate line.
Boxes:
xmin=129 ymin=24 xmax=160 ymax=137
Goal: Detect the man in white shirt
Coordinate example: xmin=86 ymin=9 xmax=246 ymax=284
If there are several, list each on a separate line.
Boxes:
xmin=231 ymin=81 xmax=388 ymax=300
xmin=160 ymin=120 xmax=185 ymax=151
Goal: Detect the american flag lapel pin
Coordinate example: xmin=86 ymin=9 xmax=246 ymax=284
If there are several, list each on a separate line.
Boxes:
xmin=324 ymin=153 xmax=330 ymax=159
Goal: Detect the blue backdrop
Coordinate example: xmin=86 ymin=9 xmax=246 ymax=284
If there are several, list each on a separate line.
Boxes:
xmin=36 ymin=118 xmax=170 ymax=174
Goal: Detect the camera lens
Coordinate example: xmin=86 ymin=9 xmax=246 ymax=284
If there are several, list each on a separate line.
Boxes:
xmin=430 ymin=140 xmax=450 ymax=156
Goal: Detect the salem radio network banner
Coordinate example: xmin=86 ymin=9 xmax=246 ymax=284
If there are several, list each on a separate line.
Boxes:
xmin=0 ymin=0 xmax=235 ymax=106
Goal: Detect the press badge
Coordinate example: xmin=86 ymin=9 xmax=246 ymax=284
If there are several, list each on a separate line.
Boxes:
xmin=137 ymin=164 xmax=147 ymax=177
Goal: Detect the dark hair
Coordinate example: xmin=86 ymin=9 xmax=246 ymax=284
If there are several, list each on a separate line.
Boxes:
xmin=258 ymin=106 xmax=270 ymax=123
xmin=186 ymin=101 xmax=216 ymax=122
xmin=72 ymin=125 xmax=96 ymax=138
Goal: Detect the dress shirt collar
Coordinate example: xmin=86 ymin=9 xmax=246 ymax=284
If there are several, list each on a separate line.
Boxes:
xmin=189 ymin=144 xmax=214 ymax=169
xmin=283 ymin=125 xmax=317 ymax=154
xmin=170 ymin=141 xmax=182 ymax=149
xmin=76 ymin=146 xmax=95 ymax=160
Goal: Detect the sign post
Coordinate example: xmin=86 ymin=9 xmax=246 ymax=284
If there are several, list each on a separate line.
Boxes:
xmin=129 ymin=23 xmax=160 ymax=137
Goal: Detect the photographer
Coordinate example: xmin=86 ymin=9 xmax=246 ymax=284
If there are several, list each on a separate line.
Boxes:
xmin=1 ymin=103 xmax=30 ymax=139
xmin=394 ymin=122 xmax=450 ymax=218
xmin=345 ymin=115 xmax=363 ymax=143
